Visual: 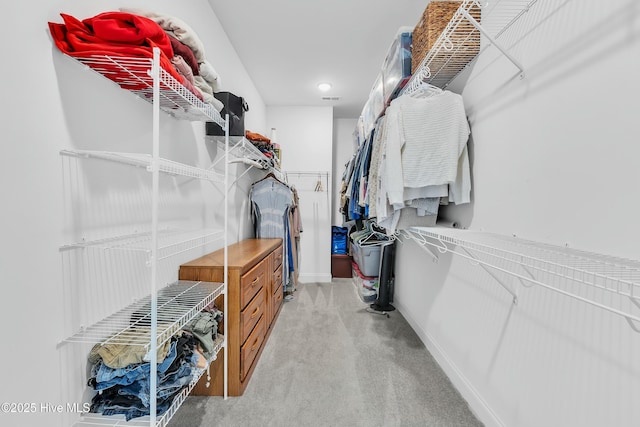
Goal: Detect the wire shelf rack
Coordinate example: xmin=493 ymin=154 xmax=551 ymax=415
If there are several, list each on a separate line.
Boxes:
xmin=60 ymin=149 xmax=225 ymax=182
xmin=67 ymin=54 xmax=225 ymax=125
xmin=55 ymin=46 xmax=229 ymax=424
xmin=64 ymin=280 xmax=224 ymax=349
xmin=60 ymin=228 xmax=224 ymax=261
xmin=210 ymin=137 xmax=285 ymax=183
xmin=406 ymin=227 xmax=640 ymax=329
xmin=223 ymin=137 xmax=272 ymax=166
xmin=402 ymin=0 xmax=537 ymax=94
xmin=73 ymin=335 xmax=224 ymax=427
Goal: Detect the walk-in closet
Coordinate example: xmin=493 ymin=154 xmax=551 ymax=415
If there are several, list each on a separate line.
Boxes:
xmin=4 ymin=0 xmax=640 ymax=426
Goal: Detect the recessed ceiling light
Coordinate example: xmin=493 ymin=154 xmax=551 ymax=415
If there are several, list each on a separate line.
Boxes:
xmin=317 ymin=82 xmax=332 ymax=92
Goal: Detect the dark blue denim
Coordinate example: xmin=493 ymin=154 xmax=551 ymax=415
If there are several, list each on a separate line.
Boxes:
xmin=92 ymin=341 xmax=177 ymax=391
xmin=89 ymin=335 xmax=198 ymax=420
xmin=117 ymin=362 xmax=193 ymax=407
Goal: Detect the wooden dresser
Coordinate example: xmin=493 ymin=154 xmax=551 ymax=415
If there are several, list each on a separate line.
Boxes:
xmin=179 ymin=238 xmax=284 ymax=396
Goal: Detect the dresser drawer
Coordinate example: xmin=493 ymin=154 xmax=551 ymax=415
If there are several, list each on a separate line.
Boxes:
xmin=272 ymin=282 xmax=283 ymax=321
xmin=273 ymin=245 xmax=283 ymax=271
xmin=240 ymin=287 xmax=266 ymax=344
xmin=240 ymin=315 xmax=266 ymax=381
xmin=273 ymin=264 xmax=283 ymax=293
xmin=241 ymin=259 xmax=266 ymax=308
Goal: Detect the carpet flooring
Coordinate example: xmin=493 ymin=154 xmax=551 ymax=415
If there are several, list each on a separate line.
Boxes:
xmin=168 ymin=278 xmax=483 ymax=427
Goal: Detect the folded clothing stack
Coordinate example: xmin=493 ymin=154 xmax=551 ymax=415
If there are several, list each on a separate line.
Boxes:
xmin=48 ymin=9 xmax=224 ymax=112
xmin=86 ymin=305 xmax=223 ymax=421
xmin=246 ymin=131 xmax=277 ymax=167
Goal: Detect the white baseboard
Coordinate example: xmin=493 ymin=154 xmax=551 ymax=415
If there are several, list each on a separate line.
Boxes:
xmin=298 ymin=273 xmax=333 ymax=283
xmin=394 ymin=300 xmax=505 ymax=427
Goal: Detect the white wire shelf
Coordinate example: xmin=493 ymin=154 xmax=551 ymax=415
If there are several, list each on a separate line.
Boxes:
xmin=210 ymin=137 xmax=269 ymax=167
xmin=63 ymin=280 xmax=224 ymax=349
xmin=402 ymin=0 xmax=537 ymax=94
xmin=60 ymin=228 xmax=224 ymax=261
xmin=73 ymin=335 xmax=224 ymax=427
xmin=67 ymin=54 xmax=225 ymax=125
xmin=230 ymin=138 xmax=274 ymax=165
xmin=406 ymin=227 xmax=640 ymax=329
xmin=210 ymin=137 xmax=285 ymax=183
xmin=60 ymin=149 xmax=225 ymax=182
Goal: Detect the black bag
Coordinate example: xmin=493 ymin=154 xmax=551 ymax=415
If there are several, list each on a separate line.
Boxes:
xmin=206 ymin=92 xmax=249 ymax=136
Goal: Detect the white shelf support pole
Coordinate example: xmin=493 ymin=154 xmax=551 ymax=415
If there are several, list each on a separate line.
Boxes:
xmin=150 ymin=47 xmax=160 ymax=425
xmin=459 ymin=7 xmax=526 ymax=78
xmin=223 ymin=113 xmax=229 ymax=400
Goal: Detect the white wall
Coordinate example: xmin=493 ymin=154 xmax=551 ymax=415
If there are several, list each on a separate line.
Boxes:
xmin=394 ymin=1 xmax=640 ymax=426
xmin=267 ymin=106 xmax=333 ymax=283
xmin=2 ymin=2 xmax=266 ymax=426
xmin=268 ymin=106 xmax=334 ymax=173
xmin=332 ymin=118 xmax=358 ymax=226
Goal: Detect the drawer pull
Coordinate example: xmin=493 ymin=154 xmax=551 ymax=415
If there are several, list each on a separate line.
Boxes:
xmin=251 ymin=307 xmax=260 ymax=318
xmin=251 ymin=277 xmax=259 ymax=287
xmin=251 ymin=337 xmax=260 ymax=351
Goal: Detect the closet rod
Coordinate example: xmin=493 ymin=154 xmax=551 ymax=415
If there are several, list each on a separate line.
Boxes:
xmin=285 ymin=171 xmax=330 ymax=176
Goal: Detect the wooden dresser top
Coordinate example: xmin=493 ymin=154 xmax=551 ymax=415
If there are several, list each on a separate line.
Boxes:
xmin=180 ymin=238 xmax=282 ymax=272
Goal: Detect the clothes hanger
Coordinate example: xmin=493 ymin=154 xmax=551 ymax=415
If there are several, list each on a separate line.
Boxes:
xmin=253 ymin=170 xmax=289 ymax=187
xmin=409 ymin=81 xmax=443 ymax=99
xmin=403 ymin=66 xmax=443 ymax=99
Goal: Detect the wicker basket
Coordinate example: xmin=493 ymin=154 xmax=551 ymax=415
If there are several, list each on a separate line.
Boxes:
xmin=411 ymin=1 xmax=480 ymax=73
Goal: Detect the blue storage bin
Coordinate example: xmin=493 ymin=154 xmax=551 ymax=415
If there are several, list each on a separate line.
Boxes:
xmin=331 ymin=226 xmax=349 ymax=254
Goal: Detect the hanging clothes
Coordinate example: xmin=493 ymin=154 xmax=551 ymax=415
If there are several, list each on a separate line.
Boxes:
xmin=384 ymin=90 xmax=470 ymax=206
xmin=374 ymin=90 xmax=471 ymax=233
xmin=367 ymin=116 xmax=387 ymax=219
xmin=343 ymin=127 xmax=376 ymax=221
xmin=290 ymin=187 xmax=302 ymax=287
xmin=340 ymin=153 xmax=356 ymax=222
xmin=249 ymin=175 xmax=297 ymax=293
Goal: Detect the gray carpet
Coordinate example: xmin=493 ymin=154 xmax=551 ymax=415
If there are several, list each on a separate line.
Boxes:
xmin=168 ymin=279 xmax=483 ymax=427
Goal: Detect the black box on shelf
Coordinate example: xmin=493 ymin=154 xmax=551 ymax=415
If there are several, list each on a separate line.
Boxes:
xmin=206 ymin=92 xmax=249 ymax=136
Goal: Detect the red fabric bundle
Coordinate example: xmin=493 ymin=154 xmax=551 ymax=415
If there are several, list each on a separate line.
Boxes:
xmin=48 ymin=12 xmax=185 ymax=89
xmin=167 ymin=34 xmax=200 ymax=77
xmin=245 ymin=131 xmax=271 ymax=144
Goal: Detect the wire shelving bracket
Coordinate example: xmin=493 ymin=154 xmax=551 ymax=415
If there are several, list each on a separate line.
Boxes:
xmin=60 ymin=149 xmax=225 ymax=182
xmin=405 ymin=227 xmax=640 ymax=332
xmin=66 ymin=54 xmax=225 ymax=124
xmin=59 ymin=228 xmax=225 ymax=263
xmin=62 ymin=280 xmax=225 ymax=349
xmin=401 ymin=0 xmax=537 ymax=95
xmin=209 ymin=137 xmax=285 ymax=186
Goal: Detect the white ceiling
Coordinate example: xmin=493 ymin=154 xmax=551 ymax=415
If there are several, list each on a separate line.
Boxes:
xmin=207 ymin=0 xmax=429 ymax=119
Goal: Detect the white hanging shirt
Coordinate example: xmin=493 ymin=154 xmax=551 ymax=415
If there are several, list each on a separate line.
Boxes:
xmin=385 ymin=91 xmax=471 ymax=206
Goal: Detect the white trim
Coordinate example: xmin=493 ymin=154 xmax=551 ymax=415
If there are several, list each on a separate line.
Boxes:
xmin=298 ymin=273 xmax=333 ymax=283
xmin=394 ymin=299 xmax=505 ymax=427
